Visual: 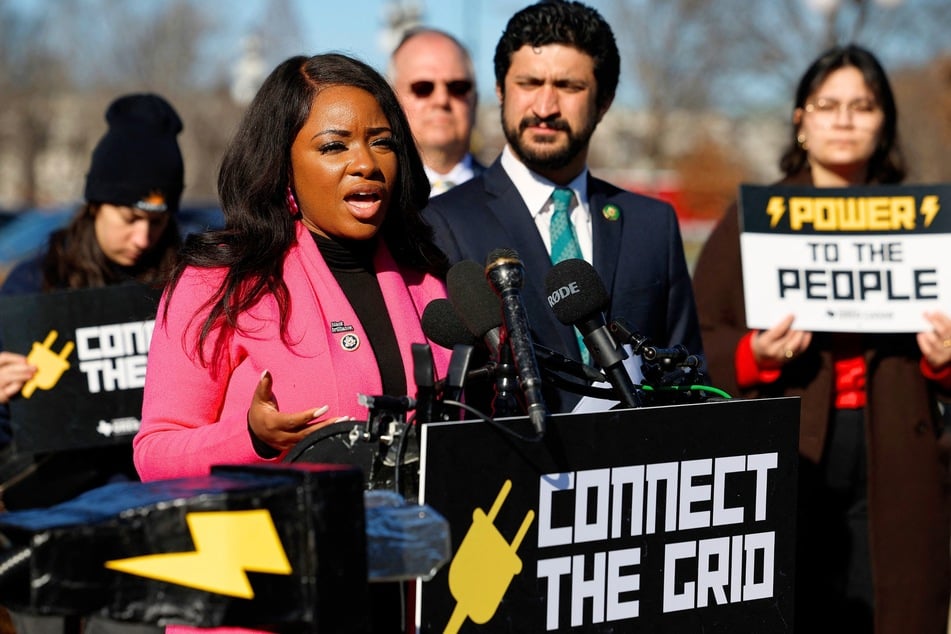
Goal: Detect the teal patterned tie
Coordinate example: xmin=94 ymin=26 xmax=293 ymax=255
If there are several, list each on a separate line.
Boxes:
xmin=548 ymin=187 xmax=590 ymax=365
xmin=549 ymin=187 xmax=583 ymax=264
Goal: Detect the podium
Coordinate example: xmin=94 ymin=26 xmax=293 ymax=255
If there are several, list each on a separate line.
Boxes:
xmin=0 ymin=397 xmax=798 ymax=632
xmin=416 ymin=397 xmax=800 ymax=633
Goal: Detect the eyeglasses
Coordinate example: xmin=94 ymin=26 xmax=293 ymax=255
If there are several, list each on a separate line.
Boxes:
xmin=409 ymin=79 xmax=474 ymax=99
xmin=803 ymin=97 xmax=880 ymax=119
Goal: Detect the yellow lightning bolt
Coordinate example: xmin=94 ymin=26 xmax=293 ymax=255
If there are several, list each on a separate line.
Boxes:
xmin=766 ymin=196 xmax=786 ymax=228
xmin=920 ymin=195 xmax=940 ymax=228
xmin=105 ymin=509 xmax=292 ymax=598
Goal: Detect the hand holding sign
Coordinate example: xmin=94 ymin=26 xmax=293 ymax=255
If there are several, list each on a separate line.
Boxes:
xmin=0 ymin=351 xmax=35 ymax=403
xmin=917 ymin=309 xmax=951 ymax=371
xmin=750 ymin=314 xmax=813 ymax=367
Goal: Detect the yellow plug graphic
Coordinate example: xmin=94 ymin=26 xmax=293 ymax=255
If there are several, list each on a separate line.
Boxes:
xmin=444 ymin=479 xmax=534 ymax=633
xmin=22 ymin=330 xmax=74 ymax=399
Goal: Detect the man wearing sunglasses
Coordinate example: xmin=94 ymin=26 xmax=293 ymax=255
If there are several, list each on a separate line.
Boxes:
xmin=389 ymin=28 xmax=485 ymax=196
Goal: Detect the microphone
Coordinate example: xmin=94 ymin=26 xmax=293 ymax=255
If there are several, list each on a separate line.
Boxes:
xmin=484 ymin=248 xmax=549 ymax=437
xmin=446 ymin=260 xmax=503 ymax=358
xmin=421 ymin=298 xmax=602 ymax=388
xmin=441 ymin=344 xmax=475 ymax=421
xmin=544 ymin=259 xmax=642 ymax=408
xmin=421 ymin=298 xmax=481 ymax=351
xmin=412 ymin=343 xmax=437 ymax=425
xmin=532 ymin=343 xmax=606 ymax=383
xmin=446 ymin=261 xmax=520 ymax=418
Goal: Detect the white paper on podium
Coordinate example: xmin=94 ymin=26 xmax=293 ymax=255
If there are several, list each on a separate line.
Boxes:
xmin=570 ymin=345 xmax=644 ymax=414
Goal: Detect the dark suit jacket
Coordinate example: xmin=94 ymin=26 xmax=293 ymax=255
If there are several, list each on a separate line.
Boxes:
xmin=423 ymin=157 xmax=702 ymax=412
xmin=470 ymin=155 xmax=487 ymax=178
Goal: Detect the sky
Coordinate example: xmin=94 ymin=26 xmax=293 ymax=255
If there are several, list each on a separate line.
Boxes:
xmin=7 ymin=0 xmax=527 ymax=93
xmin=291 ymin=0 xmax=514 ymax=68
xmin=9 ymin=0 xmax=944 ymax=110
xmin=244 ymin=0 xmax=540 ymax=98
xmin=222 ymin=0 xmax=640 ymax=105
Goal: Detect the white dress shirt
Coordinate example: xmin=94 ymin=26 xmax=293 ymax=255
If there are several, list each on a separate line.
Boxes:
xmin=499 ymin=145 xmax=593 ymax=263
xmin=426 ymin=154 xmax=477 ymax=197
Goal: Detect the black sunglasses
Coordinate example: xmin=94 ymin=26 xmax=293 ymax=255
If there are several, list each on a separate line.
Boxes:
xmin=409 ymin=79 xmax=474 ymax=98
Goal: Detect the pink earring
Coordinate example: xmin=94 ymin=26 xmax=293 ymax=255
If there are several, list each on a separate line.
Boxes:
xmin=286 ymin=185 xmax=300 ymax=216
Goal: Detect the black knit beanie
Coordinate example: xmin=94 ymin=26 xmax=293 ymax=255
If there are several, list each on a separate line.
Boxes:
xmin=84 ymin=93 xmax=184 ymax=213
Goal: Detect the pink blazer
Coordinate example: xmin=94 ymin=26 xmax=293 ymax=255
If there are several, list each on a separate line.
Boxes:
xmin=134 ymin=221 xmax=450 ymax=483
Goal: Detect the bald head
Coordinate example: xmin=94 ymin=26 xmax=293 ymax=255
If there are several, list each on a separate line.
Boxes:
xmin=390 ymin=29 xmax=477 ymax=175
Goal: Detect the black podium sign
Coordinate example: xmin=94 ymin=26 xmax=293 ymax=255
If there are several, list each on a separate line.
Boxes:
xmin=0 ymin=284 xmax=162 ymax=453
xmin=417 ymin=397 xmax=799 ymax=633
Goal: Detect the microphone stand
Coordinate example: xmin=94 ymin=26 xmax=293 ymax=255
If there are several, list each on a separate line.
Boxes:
xmin=356 ymin=393 xmax=416 ymax=497
xmin=607 ymin=317 xmax=709 ymax=405
xmin=491 ymin=337 xmax=522 ymax=418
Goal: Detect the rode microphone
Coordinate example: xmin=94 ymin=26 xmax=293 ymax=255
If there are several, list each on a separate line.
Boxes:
xmin=484 ymin=248 xmax=549 ymax=437
xmin=545 ymin=259 xmax=642 ymax=408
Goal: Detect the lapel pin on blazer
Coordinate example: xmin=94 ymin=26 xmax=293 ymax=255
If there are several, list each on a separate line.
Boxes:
xmin=601 ymin=204 xmax=620 ymax=221
xmin=340 ymin=333 xmax=360 ymax=351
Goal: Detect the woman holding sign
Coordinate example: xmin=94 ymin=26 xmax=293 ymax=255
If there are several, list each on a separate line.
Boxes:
xmin=0 ymin=93 xmax=184 ymax=634
xmin=693 ymin=45 xmax=951 ymax=634
xmin=0 ymin=93 xmax=185 ymax=507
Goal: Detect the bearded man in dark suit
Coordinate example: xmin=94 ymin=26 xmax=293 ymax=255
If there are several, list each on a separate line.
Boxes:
xmin=423 ymin=0 xmax=702 ymax=413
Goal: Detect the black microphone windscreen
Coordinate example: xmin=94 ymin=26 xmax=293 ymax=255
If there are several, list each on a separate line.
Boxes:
xmin=421 ymin=299 xmax=479 ymax=349
xmin=446 ymin=260 xmax=502 ymax=339
xmin=545 ymin=259 xmax=609 ymax=325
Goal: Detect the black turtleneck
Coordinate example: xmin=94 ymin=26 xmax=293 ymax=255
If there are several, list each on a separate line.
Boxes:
xmin=311 ymin=232 xmax=407 ymax=398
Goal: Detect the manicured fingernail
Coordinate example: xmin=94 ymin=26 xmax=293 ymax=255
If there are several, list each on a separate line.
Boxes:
xmin=312 ymin=405 xmax=329 ymax=418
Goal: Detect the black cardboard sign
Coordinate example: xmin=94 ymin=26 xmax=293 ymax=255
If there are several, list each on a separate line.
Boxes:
xmin=0 ymin=284 xmax=162 ymax=453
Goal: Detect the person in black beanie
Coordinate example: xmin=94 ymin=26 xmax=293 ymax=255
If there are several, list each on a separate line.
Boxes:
xmin=3 ymin=92 xmax=184 ymax=296
xmin=0 ymin=93 xmax=184 ymax=634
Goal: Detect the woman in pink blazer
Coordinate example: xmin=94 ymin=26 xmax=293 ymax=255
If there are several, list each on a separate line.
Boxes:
xmin=133 ymin=54 xmax=451 ymax=634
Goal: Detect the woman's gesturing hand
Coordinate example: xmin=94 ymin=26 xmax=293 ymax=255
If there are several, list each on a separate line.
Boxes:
xmin=247 ymin=369 xmax=351 ymax=453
